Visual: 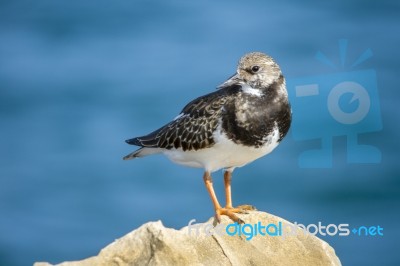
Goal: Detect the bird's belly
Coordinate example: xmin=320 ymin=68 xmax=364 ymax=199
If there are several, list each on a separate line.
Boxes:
xmin=163 ymin=126 xmax=280 ymax=172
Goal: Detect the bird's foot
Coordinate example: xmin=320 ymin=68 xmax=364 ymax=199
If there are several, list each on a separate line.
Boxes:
xmin=232 ymin=204 xmax=257 ymax=212
xmin=214 ymin=205 xmax=256 ymax=224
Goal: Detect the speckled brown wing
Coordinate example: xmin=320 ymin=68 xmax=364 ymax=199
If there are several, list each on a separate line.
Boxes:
xmin=126 ymin=87 xmax=240 ymax=151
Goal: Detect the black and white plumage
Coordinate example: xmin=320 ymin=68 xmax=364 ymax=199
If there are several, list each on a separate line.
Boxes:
xmin=124 ymin=52 xmax=291 ymax=223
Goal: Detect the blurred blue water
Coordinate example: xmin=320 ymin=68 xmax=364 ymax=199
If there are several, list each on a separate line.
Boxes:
xmin=1 ymin=0 xmax=399 ymax=265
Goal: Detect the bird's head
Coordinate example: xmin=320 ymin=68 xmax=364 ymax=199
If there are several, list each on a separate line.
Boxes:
xmin=218 ymin=52 xmax=282 ymax=89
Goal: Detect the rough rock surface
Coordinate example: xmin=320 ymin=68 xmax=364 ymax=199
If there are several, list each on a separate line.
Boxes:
xmin=34 ymin=211 xmax=341 ymax=266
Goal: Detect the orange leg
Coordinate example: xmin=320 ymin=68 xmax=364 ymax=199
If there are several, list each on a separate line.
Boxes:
xmin=203 ymin=171 xmax=222 ymax=211
xmin=223 ymin=170 xmax=256 ymax=212
xmin=203 ymin=171 xmax=256 ymax=224
xmin=224 ymin=170 xmax=233 ymax=208
xmin=203 ymin=172 xmax=243 ymax=223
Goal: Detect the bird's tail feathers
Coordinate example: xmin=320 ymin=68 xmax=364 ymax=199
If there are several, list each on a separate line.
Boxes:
xmin=123 ymin=147 xmax=163 ymax=160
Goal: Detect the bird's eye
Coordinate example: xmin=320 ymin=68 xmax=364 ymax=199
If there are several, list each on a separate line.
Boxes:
xmin=251 ymin=65 xmax=260 ymax=73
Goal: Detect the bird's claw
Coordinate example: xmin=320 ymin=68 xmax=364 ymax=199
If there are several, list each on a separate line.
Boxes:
xmin=214 ymin=204 xmax=256 ymax=224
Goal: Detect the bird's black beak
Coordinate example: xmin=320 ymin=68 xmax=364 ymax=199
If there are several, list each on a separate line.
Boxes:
xmin=217 ymin=73 xmax=241 ymax=89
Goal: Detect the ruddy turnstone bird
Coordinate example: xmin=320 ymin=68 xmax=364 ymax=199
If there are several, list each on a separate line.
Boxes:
xmin=124 ymin=52 xmax=291 ymax=223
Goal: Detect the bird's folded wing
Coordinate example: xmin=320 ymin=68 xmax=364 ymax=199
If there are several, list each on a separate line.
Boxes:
xmin=126 ymin=88 xmax=239 ymax=151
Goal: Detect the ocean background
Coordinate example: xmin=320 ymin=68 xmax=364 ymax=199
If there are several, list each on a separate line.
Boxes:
xmin=1 ymin=0 xmax=399 ymax=265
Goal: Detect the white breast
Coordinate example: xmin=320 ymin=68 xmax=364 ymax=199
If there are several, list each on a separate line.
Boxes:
xmin=163 ymin=123 xmax=280 ymax=173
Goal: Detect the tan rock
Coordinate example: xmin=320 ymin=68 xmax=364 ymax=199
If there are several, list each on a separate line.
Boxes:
xmin=34 ymin=211 xmax=341 ymax=266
